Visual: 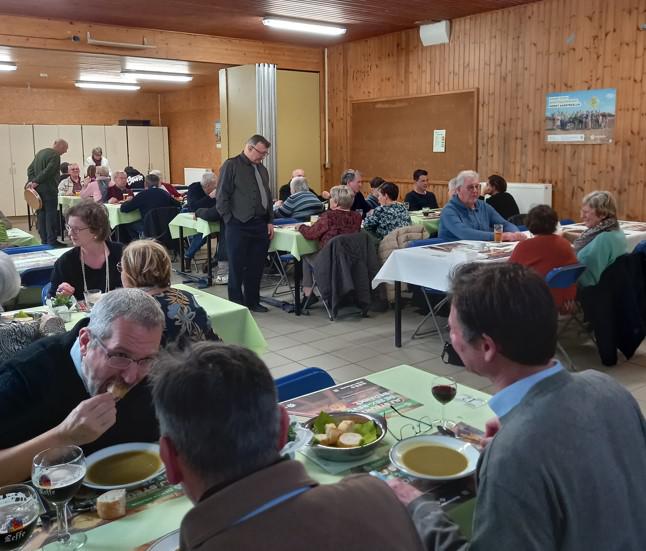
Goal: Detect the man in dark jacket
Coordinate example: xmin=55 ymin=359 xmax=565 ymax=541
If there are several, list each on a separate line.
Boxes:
xmin=184 ymin=172 xmax=217 ymax=261
xmin=27 ymin=138 xmax=68 ymax=246
xmin=0 ymin=288 xmax=164 ymax=485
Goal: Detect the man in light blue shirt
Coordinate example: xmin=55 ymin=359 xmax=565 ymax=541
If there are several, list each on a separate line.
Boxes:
xmin=438 ymin=170 xmax=524 ymax=241
xmin=410 ymin=262 xmax=646 ymax=551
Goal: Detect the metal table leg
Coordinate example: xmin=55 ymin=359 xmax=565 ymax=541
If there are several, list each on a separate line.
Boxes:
xmin=294 ymin=259 xmax=302 ymax=316
xmin=395 ymin=281 xmax=402 ymax=347
xmin=206 ymin=235 xmax=213 ymax=287
xmin=179 ymin=227 xmax=185 ymax=272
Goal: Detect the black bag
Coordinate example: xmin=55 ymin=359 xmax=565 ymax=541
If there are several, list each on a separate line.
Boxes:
xmin=441 ymin=341 xmax=464 ymax=366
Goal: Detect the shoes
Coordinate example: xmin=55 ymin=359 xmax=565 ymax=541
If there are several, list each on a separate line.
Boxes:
xmin=248 ymin=304 xmax=269 ymax=313
xmin=215 ymin=274 xmax=228 ymax=285
xmin=302 ymin=294 xmax=319 ymax=307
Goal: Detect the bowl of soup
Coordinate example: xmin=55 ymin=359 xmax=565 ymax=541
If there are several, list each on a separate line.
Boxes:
xmin=84 ymin=442 xmax=164 ymax=490
xmin=389 ymin=434 xmax=479 ymax=481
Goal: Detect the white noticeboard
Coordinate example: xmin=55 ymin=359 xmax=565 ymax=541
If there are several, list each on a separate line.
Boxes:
xmin=184 ymin=168 xmax=211 ymax=186
xmin=433 ymin=129 xmax=446 ymax=153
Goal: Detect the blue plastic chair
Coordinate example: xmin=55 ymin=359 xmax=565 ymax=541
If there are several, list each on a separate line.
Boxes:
xmin=273 ymin=218 xmax=300 ymax=226
xmin=559 ymin=218 xmax=575 ymax=226
xmin=633 ymin=240 xmax=646 ymax=256
xmin=275 ymin=367 xmax=335 ymax=402
xmin=4 ymin=244 xmax=53 ymax=255
xmin=517 ymin=224 xmax=528 ymax=232
xmin=41 ymin=282 xmax=52 ymax=305
xmin=545 ymin=263 xmax=587 ymax=371
xmin=407 ymin=237 xmax=455 ymax=339
xmin=21 ymin=267 xmax=54 ymax=288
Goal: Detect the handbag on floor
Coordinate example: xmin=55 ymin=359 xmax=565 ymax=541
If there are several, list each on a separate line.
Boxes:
xmin=441 ymin=341 xmax=464 ymax=367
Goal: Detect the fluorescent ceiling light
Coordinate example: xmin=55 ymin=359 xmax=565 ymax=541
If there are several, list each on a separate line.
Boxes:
xmin=75 ymin=81 xmax=140 ymax=91
xmin=121 ymin=70 xmax=193 ymax=82
xmin=262 ymin=17 xmax=346 ymax=36
xmin=0 ymin=62 xmax=17 ymax=72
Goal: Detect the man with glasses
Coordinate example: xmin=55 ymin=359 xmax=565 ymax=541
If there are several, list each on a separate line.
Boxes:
xmin=438 ymin=170 xmax=524 ymax=241
xmin=341 ymin=168 xmax=370 ymax=218
xmin=0 ymin=288 xmax=164 ymax=485
xmin=216 ymin=135 xmax=274 ymax=312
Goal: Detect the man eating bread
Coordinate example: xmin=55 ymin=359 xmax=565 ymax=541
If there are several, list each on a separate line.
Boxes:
xmin=0 ymin=288 xmax=164 ymax=484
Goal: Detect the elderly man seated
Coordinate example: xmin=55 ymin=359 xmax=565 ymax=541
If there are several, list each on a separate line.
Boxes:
xmin=0 ymin=288 xmax=164 ymax=485
xmin=438 ymin=170 xmax=524 ymax=241
xmin=107 ymin=170 xmax=131 ymax=203
xmin=184 ymin=172 xmax=218 ymax=262
xmin=151 ymin=342 xmax=424 ymax=550
xmin=410 ymin=263 xmax=646 ymax=550
xmin=273 ymin=176 xmax=323 ymax=221
xmin=58 ymin=163 xmax=83 ymax=196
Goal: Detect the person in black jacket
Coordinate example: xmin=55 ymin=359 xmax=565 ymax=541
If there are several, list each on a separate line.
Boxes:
xmin=484 ymin=174 xmax=520 ymax=220
xmin=0 ymin=288 xmax=164 ymax=485
xmin=184 ymin=172 xmax=217 ymax=261
xmin=404 ymin=169 xmax=439 ymax=211
xmin=341 ymin=169 xmax=369 ymax=219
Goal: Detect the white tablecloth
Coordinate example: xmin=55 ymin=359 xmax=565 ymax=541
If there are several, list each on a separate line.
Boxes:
xmin=372 ymin=240 xmax=516 ymax=292
xmin=562 ymin=220 xmax=646 ymax=252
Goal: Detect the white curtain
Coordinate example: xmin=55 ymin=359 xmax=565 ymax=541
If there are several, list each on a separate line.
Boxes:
xmin=256 ymin=63 xmax=278 ymax=197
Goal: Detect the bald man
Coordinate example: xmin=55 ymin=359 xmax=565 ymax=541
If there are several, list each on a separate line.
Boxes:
xmin=27 ymin=139 xmax=68 ymax=247
xmin=278 ymin=168 xmax=305 ymax=202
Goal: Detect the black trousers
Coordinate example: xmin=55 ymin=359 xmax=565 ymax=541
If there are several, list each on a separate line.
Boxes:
xmin=37 ymin=194 xmax=59 ymax=245
xmin=225 ymin=218 xmax=269 ymax=307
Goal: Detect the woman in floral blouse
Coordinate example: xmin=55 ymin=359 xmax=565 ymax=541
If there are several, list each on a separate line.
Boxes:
xmin=362 ymin=182 xmax=411 ymax=239
xmin=120 ymin=240 xmax=219 ymax=347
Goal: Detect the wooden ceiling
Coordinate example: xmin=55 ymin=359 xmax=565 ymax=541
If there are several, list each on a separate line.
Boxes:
xmin=0 ymin=0 xmax=540 ymax=46
xmin=0 ymin=47 xmax=224 ymax=92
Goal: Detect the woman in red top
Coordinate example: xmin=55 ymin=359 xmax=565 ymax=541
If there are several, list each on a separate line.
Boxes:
xmin=510 ymin=205 xmax=578 ymax=311
xmin=298 ymin=185 xmax=362 ymax=304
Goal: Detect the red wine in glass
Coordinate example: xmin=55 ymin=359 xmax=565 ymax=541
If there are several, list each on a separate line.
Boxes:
xmin=431 ymin=376 xmax=458 ymax=429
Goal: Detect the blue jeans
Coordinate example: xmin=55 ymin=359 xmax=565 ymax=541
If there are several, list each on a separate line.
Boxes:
xmin=185 ymin=234 xmax=206 ymax=259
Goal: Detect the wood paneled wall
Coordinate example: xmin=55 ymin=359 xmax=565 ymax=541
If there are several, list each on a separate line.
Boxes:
xmin=326 ymin=0 xmax=646 ymax=220
xmin=0 ymin=86 xmax=159 ymax=125
xmin=160 ymin=85 xmax=220 ymax=184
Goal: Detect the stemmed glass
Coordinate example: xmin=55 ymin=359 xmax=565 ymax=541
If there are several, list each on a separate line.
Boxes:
xmin=431 ymin=375 xmax=458 ymax=430
xmin=32 ymin=446 xmax=87 ymax=550
xmin=0 ymin=484 xmax=40 ymax=550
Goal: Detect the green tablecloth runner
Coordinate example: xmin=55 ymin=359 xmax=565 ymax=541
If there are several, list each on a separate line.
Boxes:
xmin=58 ymin=195 xmax=83 ymax=210
xmin=410 ymin=210 xmax=442 ymax=235
xmin=50 ymin=365 xmax=486 ymax=549
xmin=5 ymin=228 xmax=40 ymax=247
xmin=269 ymin=226 xmax=318 ymax=260
xmin=168 ymin=212 xmax=220 ymax=239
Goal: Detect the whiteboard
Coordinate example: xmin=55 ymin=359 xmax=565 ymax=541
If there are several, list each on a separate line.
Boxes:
xmin=184 ymin=168 xmax=211 ymax=186
xmin=483 ymin=182 xmax=552 ymax=214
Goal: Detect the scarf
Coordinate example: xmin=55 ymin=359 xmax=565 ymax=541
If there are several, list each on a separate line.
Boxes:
xmin=573 ymin=216 xmax=620 ymax=252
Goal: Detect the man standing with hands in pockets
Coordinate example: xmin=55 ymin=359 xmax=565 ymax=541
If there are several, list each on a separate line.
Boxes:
xmin=217 ymin=135 xmax=274 ymax=313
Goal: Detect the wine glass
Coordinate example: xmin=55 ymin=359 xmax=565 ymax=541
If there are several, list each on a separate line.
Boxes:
xmin=403 ymin=201 xmax=410 ymax=211
xmin=83 ymin=290 xmax=102 ymax=312
xmin=32 ymin=446 xmax=87 ymax=550
xmin=0 ymin=484 xmax=40 ymax=550
xmin=431 ymin=376 xmax=458 ymax=430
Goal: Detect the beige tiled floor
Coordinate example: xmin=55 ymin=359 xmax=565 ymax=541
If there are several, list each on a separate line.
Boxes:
xmin=13 ymin=216 xmax=646 ymax=412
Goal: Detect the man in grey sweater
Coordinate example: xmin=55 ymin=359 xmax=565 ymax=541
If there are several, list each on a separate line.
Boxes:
xmin=411 ymin=262 xmax=646 ymax=550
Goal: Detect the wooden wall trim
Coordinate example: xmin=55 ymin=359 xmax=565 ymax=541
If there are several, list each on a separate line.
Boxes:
xmin=0 ymin=15 xmax=322 ymax=71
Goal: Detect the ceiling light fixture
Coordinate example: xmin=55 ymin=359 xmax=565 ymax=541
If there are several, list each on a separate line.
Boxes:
xmin=75 ymin=81 xmax=140 ymax=91
xmin=0 ymin=62 xmax=17 ymax=72
xmin=262 ymin=17 xmax=346 ymax=36
xmin=121 ymin=70 xmax=193 ymax=82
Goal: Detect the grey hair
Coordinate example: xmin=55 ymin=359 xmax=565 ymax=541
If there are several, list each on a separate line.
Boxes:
xmin=246 ymin=134 xmax=271 ymax=148
xmin=113 ymin=170 xmax=126 ymax=180
xmin=455 ymin=170 xmax=480 ymax=190
xmin=0 ymin=252 xmax=20 ymax=308
xmin=201 ymin=171 xmax=216 ymax=187
xmin=96 ymin=166 xmax=109 ymax=178
xmin=340 ymin=169 xmax=360 ymax=187
xmin=91 ymin=146 xmax=102 ymax=156
xmin=582 ymin=190 xmax=617 ymax=219
xmin=329 ymin=185 xmax=354 ymax=209
xmin=87 ymin=288 xmax=164 ymax=341
xmin=289 ymin=176 xmax=309 ymax=193
xmin=448 ymin=177 xmax=458 ymax=196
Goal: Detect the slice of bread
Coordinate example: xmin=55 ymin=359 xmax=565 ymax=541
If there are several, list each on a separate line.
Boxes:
xmin=107 ymin=381 xmax=131 ymax=401
xmin=96 ymin=488 xmax=126 ymax=520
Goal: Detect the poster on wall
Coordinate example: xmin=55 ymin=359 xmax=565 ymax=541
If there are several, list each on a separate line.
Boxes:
xmin=544 ymin=88 xmax=616 ymax=144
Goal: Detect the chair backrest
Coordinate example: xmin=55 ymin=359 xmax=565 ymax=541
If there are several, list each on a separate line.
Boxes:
xmin=275 ymin=367 xmax=335 ymax=402
xmin=21 ymin=267 xmax=54 ymax=288
xmin=559 ymin=218 xmax=575 ymax=226
xmin=143 ymin=207 xmax=181 ymax=251
xmin=634 ymin=240 xmax=646 ymax=256
xmin=4 ymin=244 xmax=53 ymax=255
xmin=508 ymin=213 xmax=527 ymax=227
xmin=545 ymin=263 xmax=587 ymax=289
xmin=408 ymin=237 xmax=455 ymax=248
xmin=273 ymin=218 xmax=300 ymax=226
xmin=41 ymin=282 xmax=52 ymax=305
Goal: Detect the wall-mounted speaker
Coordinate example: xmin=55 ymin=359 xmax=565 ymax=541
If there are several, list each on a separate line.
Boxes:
xmin=419 ymin=20 xmax=451 ymax=46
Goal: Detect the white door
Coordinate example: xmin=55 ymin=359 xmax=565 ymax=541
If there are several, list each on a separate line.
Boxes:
xmin=148 ymin=127 xmax=165 ymax=177
xmin=33 ymin=125 xmax=59 ymax=155
xmin=0 ymin=125 xmax=15 ymax=216
xmin=81 ymin=125 xmax=106 ymax=170
xmin=127 ymin=126 xmax=150 ymax=174
xmin=58 ymin=125 xmax=83 ymax=168
xmin=162 ymin=127 xmax=171 ymax=183
xmin=104 ymin=126 xmax=128 ymax=174
xmin=9 ymin=125 xmax=35 ymax=216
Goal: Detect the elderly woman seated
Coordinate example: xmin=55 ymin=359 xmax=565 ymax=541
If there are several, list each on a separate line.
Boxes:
xmin=120 ymin=239 xmax=219 ymax=346
xmin=0 ymin=252 xmax=65 ymax=357
xmin=297 ymin=185 xmax=362 ymax=304
xmin=274 ymin=177 xmax=323 ymax=221
xmin=564 ymin=190 xmax=627 ymax=287
xmin=363 ymin=182 xmax=411 ymax=239
xmin=510 ymin=205 xmax=578 ymax=312
xmin=439 ymin=170 xmax=525 ymax=241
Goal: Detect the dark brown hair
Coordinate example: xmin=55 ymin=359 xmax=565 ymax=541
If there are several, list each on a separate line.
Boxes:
xmin=67 ymin=200 xmax=111 ymax=241
xmin=378 ymin=182 xmax=399 ymax=201
xmin=487 ymin=174 xmax=507 ymax=193
xmin=526 ymin=205 xmax=558 ymax=235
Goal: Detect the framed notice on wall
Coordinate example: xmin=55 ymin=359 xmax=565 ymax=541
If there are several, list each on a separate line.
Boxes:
xmin=544 ymin=88 xmax=616 ymax=144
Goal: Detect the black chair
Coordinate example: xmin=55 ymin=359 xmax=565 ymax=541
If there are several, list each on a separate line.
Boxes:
xmin=143 ymin=207 xmax=181 ymax=254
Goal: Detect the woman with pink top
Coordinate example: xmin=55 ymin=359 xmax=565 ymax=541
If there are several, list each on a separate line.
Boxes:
xmin=80 ymin=164 xmax=102 ymax=202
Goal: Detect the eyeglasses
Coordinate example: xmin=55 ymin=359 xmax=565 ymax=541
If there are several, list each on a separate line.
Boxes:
xmin=250 ymin=144 xmax=269 ymax=157
xmin=65 ymin=224 xmax=90 ymax=234
xmin=387 ymin=404 xmax=435 ymax=441
xmin=92 ymin=335 xmax=157 ymax=370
